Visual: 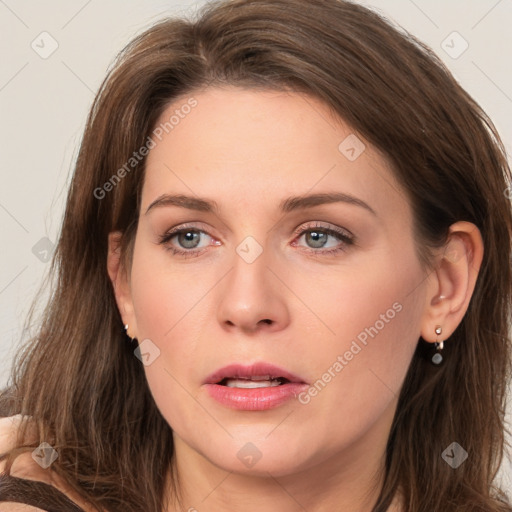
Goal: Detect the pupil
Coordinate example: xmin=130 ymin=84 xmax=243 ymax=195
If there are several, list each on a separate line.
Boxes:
xmin=307 ymin=230 xmax=327 ymax=248
xmin=179 ymin=231 xmax=200 ymax=249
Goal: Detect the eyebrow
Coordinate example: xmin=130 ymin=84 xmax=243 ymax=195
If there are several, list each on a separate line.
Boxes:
xmin=145 ymin=192 xmax=377 ymax=216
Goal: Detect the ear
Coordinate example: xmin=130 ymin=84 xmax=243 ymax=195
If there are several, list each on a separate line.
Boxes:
xmin=107 ymin=231 xmax=138 ymax=339
xmin=420 ymin=221 xmax=484 ymax=343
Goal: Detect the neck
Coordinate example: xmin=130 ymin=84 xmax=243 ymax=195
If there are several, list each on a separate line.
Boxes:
xmin=163 ymin=410 xmax=402 ymax=512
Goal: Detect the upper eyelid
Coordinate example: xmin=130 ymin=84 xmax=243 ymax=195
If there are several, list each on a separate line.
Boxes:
xmin=296 ymin=221 xmax=353 ymax=236
xmin=162 ymin=221 xmax=349 ymax=234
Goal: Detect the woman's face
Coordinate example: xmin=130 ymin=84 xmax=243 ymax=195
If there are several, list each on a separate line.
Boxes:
xmin=119 ymin=87 xmax=432 ymax=478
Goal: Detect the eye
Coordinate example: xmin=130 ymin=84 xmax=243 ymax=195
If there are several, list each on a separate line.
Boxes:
xmin=158 ymin=223 xmax=218 ymax=258
xmin=292 ymin=222 xmax=354 ymax=256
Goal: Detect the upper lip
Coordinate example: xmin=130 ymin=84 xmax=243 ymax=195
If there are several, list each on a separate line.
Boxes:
xmin=203 ymin=362 xmax=307 ymax=385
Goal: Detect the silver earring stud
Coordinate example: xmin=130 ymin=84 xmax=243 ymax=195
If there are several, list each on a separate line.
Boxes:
xmin=124 ymin=324 xmax=134 ymax=341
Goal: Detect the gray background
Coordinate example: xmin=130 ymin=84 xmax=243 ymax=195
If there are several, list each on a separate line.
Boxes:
xmin=0 ymin=0 xmax=511 ymax=495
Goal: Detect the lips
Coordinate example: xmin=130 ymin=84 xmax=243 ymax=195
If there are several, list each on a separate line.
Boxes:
xmin=202 ymin=362 xmax=309 ymax=411
xmin=203 ymin=362 xmax=307 ymax=386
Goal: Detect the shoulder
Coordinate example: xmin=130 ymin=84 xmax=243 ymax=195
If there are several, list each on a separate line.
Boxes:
xmin=0 ymin=504 xmax=48 ymax=511
xmin=0 ymin=414 xmax=26 ymax=449
xmin=0 ymin=414 xmax=53 ymax=485
xmin=0 ymin=415 xmax=94 ymax=512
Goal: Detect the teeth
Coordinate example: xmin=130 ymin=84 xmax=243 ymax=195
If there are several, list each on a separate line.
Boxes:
xmin=225 ymin=378 xmax=282 ymax=389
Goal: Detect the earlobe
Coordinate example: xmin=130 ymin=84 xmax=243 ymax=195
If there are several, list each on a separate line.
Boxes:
xmin=107 ymin=231 xmax=137 ymax=336
xmin=420 ymin=221 xmax=484 ymax=343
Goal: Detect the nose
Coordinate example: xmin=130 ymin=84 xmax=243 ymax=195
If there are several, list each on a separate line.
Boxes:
xmin=216 ymin=245 xmax=290 ymax=334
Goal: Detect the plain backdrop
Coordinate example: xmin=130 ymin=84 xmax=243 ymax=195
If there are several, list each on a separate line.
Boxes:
xmin=0 ymin=0 xmax=511 ymax=497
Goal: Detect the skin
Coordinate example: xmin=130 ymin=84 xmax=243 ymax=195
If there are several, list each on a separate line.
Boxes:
xmin=107 ymin=87 xmax=483 ymax=512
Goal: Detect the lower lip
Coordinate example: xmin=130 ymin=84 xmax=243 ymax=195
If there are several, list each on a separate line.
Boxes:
xmin=204 ymin=382 xmax=309 ymax=410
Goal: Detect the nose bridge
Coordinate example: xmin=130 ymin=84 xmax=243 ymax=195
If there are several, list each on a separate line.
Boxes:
xmin=216 ymin=233 xmax=290 ymax=332
xmin=227 ymin=234 xmax=273 ymax=305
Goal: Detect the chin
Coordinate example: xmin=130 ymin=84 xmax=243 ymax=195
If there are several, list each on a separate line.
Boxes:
xmin=199 ymin=434 xmax=317 ymax=478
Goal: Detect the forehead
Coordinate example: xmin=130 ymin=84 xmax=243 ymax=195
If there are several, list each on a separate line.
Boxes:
xmin=141 ymin=87 xmax=407 ymax=220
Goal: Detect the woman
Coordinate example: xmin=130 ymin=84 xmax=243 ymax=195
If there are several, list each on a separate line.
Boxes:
xmin=0 ymin=0 xmax=511 ymax=510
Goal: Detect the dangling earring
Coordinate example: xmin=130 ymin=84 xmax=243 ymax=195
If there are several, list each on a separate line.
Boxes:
xmin=431 ymin=325 xmax=444 ymax=365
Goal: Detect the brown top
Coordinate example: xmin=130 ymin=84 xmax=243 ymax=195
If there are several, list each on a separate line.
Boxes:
xmin=0 ymin=473 xmax=85 ymax=511
xmin=0 ymin=414 xmax=89 ymax=511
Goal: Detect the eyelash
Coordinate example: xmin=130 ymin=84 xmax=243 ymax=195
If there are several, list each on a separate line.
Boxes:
xmin=157 ymin=222 xmax=355 ymax=259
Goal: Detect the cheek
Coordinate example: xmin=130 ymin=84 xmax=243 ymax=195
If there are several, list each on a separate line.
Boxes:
xmin=293 ymin=246 xmax=425 ymax=442
xmin=129 ymin=237 xmax=212 ymax=341
xmin=292 ymin=237 xmax=420 ymax=346
xmin=127 ymin=242 xmax=218 ymax=426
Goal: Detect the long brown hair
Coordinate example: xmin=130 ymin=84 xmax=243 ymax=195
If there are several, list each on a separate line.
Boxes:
xmin=1 ymin=0 xmax=511 ymax=510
